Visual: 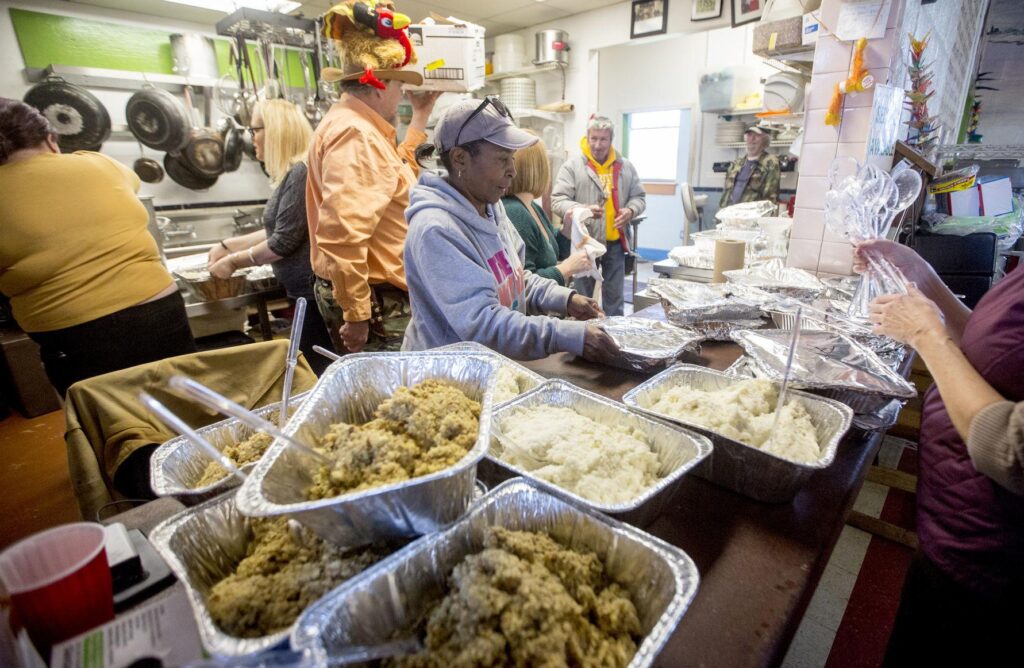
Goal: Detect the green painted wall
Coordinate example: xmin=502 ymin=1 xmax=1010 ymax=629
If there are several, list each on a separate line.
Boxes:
xmin=10 ymin=8 xmax=314 ymax=90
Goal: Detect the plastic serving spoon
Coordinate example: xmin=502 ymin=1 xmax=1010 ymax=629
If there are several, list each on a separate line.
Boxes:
xmin=168 ymin=376 xmax=330 ymax=465
xmin=279 ymin=297 xmax=307 ymax=429
xmin=139 ymin=392 xmax=247 ymax=482
xmin=768 ymin=307 xmax=803 ymax=445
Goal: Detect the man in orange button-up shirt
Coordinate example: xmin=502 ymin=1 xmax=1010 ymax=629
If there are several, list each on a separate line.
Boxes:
xmin=307 ymin=69 xmax=439 ymax=353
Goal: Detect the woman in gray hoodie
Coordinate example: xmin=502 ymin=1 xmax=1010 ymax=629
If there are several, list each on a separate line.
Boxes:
xmin=402 ymin=97 xmax=618 ymax=361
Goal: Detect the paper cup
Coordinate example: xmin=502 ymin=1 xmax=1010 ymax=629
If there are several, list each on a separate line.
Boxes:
xmin=0 ymin=523 xmax=113 ymax=656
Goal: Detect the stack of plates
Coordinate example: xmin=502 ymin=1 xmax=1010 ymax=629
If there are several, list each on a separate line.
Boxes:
xmin=715 ymin=118 xmax=746 ymax=144
xmin=500 ymin=77 xmax=536 ymax=113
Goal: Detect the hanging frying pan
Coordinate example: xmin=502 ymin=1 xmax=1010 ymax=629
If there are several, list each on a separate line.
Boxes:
xmin=164 ymin=152 xmax=217 ymax=190
xmin=126 ymin=86 xmax=190 ymax=153
xmin=240 ymin=130 xmax=257 ymax=161
xmin=133 ymin=140 xmax=164 ymax=183
xmin=220 ymin=119 xmax=243 ymax=172
xmin=23 ymin=77 xmax=111 ymax=152
xmin=180 ymin=85 xmax=224 ymax=178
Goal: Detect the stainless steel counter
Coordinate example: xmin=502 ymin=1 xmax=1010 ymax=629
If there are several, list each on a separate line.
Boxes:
xmin=184 ymin=286 xmax=286 ymax=341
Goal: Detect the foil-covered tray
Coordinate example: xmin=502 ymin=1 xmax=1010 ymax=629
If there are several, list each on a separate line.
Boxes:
xmin=236 ymin=352 xmax=497 ymax=546
xmin=149 ymin=491 xmax=398 ymax=658
xmin=623 ymin=364 xmax=853 ymax=503
xmin=150 ymin=393 xmax=310 ymax=499
xmin=433 ymin=341 xmax=545 ymax=406
xmin=723 ymin=259 xmax=826 ymax=300
xmin=731 ymin=329 xmax=917 ymax=399
xmin=596 ymin=317 xmax=704 ymax=373
xmin=481 ymin=380 xmax=712 ymax=526
xmin=649 ymin=278 xmax=769 ymax=326
xmin=291 ymin=478 xmax=700 ymax=667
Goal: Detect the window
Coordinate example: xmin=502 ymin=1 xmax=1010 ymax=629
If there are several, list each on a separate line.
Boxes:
xmin=624 ymin=109 xmax=685 ymax=181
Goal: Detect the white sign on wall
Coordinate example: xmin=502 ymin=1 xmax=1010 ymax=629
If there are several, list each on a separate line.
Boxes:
xmin=865 ymin=84 xmax=904 ymax=169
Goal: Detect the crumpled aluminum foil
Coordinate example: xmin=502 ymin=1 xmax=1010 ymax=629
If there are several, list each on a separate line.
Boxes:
xmin=723 ymin=259 xmax=826 ymax=300
xmin=596 ymin=317 xmax=704 ymax=372
xmin=731 ymin=329 xmax=917 ymax=399
xmin=648 ymin=278 xmax=770 ymax=337
xmin=484 ymin=380 xmax=712 ymax=526
xmin=622 ymin=364 xmax=853 ymax=503
xmin=236 ymin=352 xmax=498 ymax=547
xmin=292 ymin=478 xmax=701 ymax=667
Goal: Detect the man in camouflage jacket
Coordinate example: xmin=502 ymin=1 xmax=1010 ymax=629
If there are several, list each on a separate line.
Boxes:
xmin=719 ymin=126 xmax=780 ymax=208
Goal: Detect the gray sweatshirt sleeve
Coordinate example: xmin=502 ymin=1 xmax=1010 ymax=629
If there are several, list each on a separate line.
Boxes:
xmin=410 ymin=221 xmax=586 ymax=359
xmin=550 ymin=160 xmax=583 ymax=223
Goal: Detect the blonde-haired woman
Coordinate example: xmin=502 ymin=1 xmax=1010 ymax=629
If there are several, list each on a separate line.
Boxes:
xmin=500 ymin=132 xmax=591 ymax=286
xmin=209 ymin=99 xmax=335 ymax=372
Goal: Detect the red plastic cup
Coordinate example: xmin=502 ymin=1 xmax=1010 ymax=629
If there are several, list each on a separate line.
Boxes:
xmin=0 ymin=523 xmax=114 ymax=657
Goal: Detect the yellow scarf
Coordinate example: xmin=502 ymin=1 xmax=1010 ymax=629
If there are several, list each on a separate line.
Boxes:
xmin=580 ymin=136 xmax=620 ymax=242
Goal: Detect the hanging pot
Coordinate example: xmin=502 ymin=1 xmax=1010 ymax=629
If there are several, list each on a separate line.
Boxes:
xmin=23 ymin=77 xmax=111 ymax=152
xmin=240 ymin=129 xmax=257 ymax=161
xmin=164 ymin=152 xmax=217 ymax=190
xmin=126 ymin=86 xmax=190 ymax=153
xmin=133 ymin=139 xmax=164 ymax=183
xmin=221 ymin=120 xmax=243 ymax=172
xmin=180 ymin=85 xmax=224 ymax=178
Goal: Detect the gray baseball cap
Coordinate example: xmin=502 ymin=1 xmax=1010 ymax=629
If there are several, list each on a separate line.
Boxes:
xmin=434 ymin=97 xmax=538 ymax=154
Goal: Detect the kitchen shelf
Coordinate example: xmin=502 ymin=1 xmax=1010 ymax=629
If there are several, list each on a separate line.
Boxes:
xmin=717 ymin=140 xmax=794 ymax=149
xmin=936 ymin=144 xmax=1024 ymax=161
xmin=26 ymin=64 xmax=234 ymax=93
xmin=516 ymin=108 xmax=574 ymax=122
xmin=485 ymin=62 xmax=562 ymax=83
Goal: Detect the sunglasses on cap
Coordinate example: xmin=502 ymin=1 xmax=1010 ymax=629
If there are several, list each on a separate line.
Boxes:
xmin=452 ymin=95 xmax=513 ymax=148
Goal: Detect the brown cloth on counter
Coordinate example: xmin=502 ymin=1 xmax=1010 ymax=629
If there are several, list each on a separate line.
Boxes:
xmin=63 ymin=340 xmax=317 ymax=520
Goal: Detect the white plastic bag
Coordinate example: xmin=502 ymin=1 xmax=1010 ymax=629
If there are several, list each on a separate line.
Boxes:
xmin=571 ymin=208 xmax=606 ymax=303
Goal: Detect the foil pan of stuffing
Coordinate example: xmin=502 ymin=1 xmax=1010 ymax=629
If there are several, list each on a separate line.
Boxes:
xmin=149 ymin=491 xmax=403 ymax=658
xmin=723 ymin=259 xmax=826 ymax=300
xmin=291 ymin=478 xmax=700 ymax=668
xmin=150 ymin=393 xmax=309 ymax=500
xmin=623 ymin=364 xmax=853 ymax=503
xmin=596 ymin=317 xmax=705 ymax=373
xmin=236 ymin=352 xmax=498 ymax=547
xmin=433 ymin=341 xmax=545 ymax=406
xmin=480 ymin=380 xmax=712 ymax=526
xmin=731 ymin=329 xmax=917 ymax=399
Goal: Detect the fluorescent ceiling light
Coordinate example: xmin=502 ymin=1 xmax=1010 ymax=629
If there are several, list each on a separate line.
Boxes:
xmin=164 ymin=0 xmax=302 ymax=14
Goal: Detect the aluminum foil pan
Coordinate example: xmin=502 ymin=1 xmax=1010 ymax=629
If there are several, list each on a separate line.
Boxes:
xmin=236 ymin=352 xmax=497 ymax=547
xmin=150 ymin=393 xmax=309 ymax=499
xmin=481 ymin=380 xmax=712 ymax=526
xmin=649 ymin=278 xmax=769 ymax=326
xmin=723 ymin=259 xmax=826 ymax=300
xmin=596 ymin=317 xmax=704 ymax=373
xmin=623 ymin=365 xmax=853 ymax=503
xmin=291 ymin=478 xmax=700 ymax=667
xmin=245 ymin=264 xmax=279 ymax=292
xmin=731 ymin=329 xmax=917 ymax=399
xmin=149 ymin=491 xmax=399 ymax=658
xmin=433 ymin=341 xmax=545 ymax=406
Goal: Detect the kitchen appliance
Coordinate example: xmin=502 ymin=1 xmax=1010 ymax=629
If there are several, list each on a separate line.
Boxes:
xmin=534 ymin=29 xmax=570 ymax=66
xmin=23 ymin=77 xmax=111 ymax=152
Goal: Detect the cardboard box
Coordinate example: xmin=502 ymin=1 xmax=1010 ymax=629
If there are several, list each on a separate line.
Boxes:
xmin=936 ymin=176 xmax=1014 ymax=218
xmin=405 ymin=19 xmax=485 ymax=93
xmin=753 ymin=16 xmax=804 ymax=56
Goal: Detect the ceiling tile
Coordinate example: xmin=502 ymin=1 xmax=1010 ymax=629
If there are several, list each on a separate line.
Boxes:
xmin=477 ymin=19 xmax=520 ymax=36
xmin=546 ymin=0 xmax=622 ymax=15
xmin=425 ymin=1 xmax=535 ymax=20
xmin=490 ymin=3 xmax=571 ymax=28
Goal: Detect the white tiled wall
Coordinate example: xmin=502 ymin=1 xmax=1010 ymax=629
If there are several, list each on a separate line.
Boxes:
xmin=787 ymin=0 xmax=906 ymax=276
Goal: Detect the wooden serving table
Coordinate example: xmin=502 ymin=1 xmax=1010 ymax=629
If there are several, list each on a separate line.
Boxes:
xmin=521 ymin=304 xmax=887 ymax=667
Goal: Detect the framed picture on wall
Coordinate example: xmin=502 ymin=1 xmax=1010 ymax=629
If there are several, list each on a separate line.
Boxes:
xmin=692 ymin=0 xmax=724 ymax=21
xmin=631 ymin=0 xmax=668 ymax=39
xmin=731 ymin=0 xmax=764 ymax=27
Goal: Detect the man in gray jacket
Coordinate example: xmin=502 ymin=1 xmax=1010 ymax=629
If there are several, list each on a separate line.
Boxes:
xmin=551 ymin=115 xmax=646 ymax=316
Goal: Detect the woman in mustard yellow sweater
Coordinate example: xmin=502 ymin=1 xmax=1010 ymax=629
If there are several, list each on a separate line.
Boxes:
xmin=0 ymin=98 xmax=196 ymax=396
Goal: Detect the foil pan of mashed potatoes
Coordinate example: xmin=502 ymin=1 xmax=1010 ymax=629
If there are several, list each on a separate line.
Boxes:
xmin=623 ymin=364 xmax=853 ymax=503
xmin=149 ymin=490 xmax=406 ymax=658
xmin=434 ymin=341 xmax=546 ymax=406
xmin=291 ymin=478 xmax=700 ymax=667
xmin=150 ymin=393 xmax=310 ymax=499
xmin=480 ymin=380 xmax=711 ymax=526
xmin=595 ymin=317 xmax=705 ymax=373
xmin=236 ymin=352 xmax=497 ymax=547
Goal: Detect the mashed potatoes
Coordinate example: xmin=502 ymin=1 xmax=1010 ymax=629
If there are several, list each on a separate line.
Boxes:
xmin=648 ymin=378 xmax=821 ymax=463
xmin=388 ymin=527 xmax=641 ymax=668
xmin=497 ymin=406 xmax=661 ymax=505
xmin=492 ymin=365 xmax=525 ymax=404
